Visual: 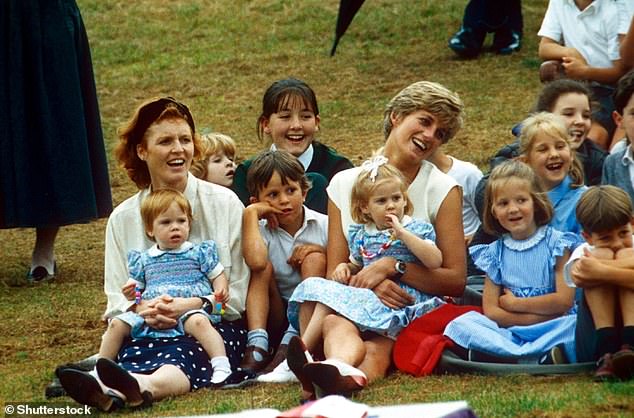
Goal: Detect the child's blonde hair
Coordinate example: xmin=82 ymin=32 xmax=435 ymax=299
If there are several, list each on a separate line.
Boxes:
xmin=190 ymin=132 xmax=237 ymax=180
xmin=519 ymin=112 xmax=584 ymax=188
xmin=483 ymin=160 xmax=553 ymax=236
xmin=140 ymin=189 xmax=193 ymax=241
xmin=350 ymin=158 xmax=413 ymax=224
xmin=576 ymin=185 xmax=633 ymax=234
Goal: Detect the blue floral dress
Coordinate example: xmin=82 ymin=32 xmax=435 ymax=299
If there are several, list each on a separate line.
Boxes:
xmin=116 ymin=241 xmax=224 ymax=339
xmin=288 ymin=216 xmax=444 ymax=339
xmin=444 ymin=226 xmax=580 ymax=361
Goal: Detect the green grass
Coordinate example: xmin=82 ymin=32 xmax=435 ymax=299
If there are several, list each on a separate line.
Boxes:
xmin=1 ymin=0 xmax=633 ymax=416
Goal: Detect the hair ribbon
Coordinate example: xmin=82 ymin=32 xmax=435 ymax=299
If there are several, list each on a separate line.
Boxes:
xmin=360 ymin=156 xmax=389 ymax=182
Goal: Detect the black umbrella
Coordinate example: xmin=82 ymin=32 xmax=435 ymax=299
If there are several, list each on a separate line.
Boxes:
xmin=330 ymin=0 xmax=366 ymax=56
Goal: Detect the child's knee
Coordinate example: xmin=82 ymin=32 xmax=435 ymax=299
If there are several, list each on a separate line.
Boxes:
xmin=615 ymin=247 xmax=634 ymax=259
xmin=184 ymin=313 xmax=211 ymax=332
xmin=300 ymin=252 xmax=326 ymax=278
xmin=106 ymin=318 xmax=131 ymax=337
xmin=590 ymin=247 xmax=614 ymax=260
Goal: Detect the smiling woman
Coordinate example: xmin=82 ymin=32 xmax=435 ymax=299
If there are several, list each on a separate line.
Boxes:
xmin=285 ymin=81 xmax=467 ymax=399
xmin=57 ymin=97 xmax=252 ymax=412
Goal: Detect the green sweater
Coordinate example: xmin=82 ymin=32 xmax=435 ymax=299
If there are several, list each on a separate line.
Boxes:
xmin=232 ymin=141 xmax=353 ymax=214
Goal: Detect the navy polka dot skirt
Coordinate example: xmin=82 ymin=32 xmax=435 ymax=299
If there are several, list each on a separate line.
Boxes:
xmin=117 ymin=319 xmax=247 ymax=390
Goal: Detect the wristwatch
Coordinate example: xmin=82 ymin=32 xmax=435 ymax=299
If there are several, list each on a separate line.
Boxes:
xmin=394 ymin=259 xmax=407 ymax=280
xmin=199 ymin=297 xmax=212 ymax=314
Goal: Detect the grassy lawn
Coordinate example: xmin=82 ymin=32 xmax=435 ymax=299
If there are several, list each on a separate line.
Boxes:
xmin=1 ymin=0 xmax=633 ymax=416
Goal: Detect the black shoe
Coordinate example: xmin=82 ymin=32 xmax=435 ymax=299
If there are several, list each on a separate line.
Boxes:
xmin=57 ymin=369 xmax=123 ymax=412
xmin=493 ymin=30 xmax=521 ymax=55
xmin=448 ymin=26 xmax=485 ymax=58
xmin=96 ymin=358 xmax=153 ymax=409
xmin=468 ymin=349 xmax=517 ymax=364
xmin=538 ymin=344 xmax=569 ymax=365
xmin=213 ymin=369 xmax=257 ymax=389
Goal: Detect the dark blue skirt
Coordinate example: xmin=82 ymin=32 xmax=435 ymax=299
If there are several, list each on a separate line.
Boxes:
xmin=0 ymin=0 xmax=112 ymax=228
xmin=117 ymin=319 xmax=247 ymax=390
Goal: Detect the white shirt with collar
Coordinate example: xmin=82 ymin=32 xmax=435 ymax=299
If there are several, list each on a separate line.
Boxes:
xmin=270 ymin=143 xmax=314 ymax=171
xmin=538 ymin=0 xmax=630 ymax=68
xmin=104 ymin=173 xmax=249 ymax=320
xmin=258 ymin=205 xmax=328 ymax=300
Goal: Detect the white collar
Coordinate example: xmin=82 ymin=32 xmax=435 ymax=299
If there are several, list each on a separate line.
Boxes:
xmin=147 ymin=241 xmax=194 ymax=257
xmin=270 ymin=143 xmax=314 ymax=171
xmin=502 ymin=226 xmax=548 ymax=251
xmin=622 ymin=146 xmax=634 ymax=165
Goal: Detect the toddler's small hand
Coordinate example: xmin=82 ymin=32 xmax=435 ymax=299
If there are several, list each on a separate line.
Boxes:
xmin=121 ymin=280 xmax=137 ymax=300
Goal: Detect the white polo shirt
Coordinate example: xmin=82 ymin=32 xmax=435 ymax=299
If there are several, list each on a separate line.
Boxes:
xmin=538 ymin=0 xmax=630 ymax=68
xmin=259 ymin=206 xmax=328 ymax=300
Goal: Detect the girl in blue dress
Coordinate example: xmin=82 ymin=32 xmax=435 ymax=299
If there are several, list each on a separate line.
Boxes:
xmin=286 ymin=157 xmax=445 ymax=398
xmin=444 ymin=160 xmax=579 ymax=362
xmin=519 ymin=112 xmax=587 ymax=236
xmin=98 ymin=189 xmax=232 ymax=386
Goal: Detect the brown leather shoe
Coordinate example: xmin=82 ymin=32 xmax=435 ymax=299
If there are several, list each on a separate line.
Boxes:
xmin=612 ymin=345 xmax=634 ymax=381
xmin=239 ymin=345 xmax=271 ymax=373
xmin=594 ymin=353 xmax=616 ymax=382
xmin=259 ymin=344 xmax=288 ymax=375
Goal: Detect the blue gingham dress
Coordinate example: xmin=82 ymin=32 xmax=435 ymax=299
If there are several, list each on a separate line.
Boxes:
xmin=444 ymin=226 xmax=580 ymax=362
xmin=288 ymin=217 xmax=444 ymax=339
xmin=116 ymin=240 xmax=224 ymax=339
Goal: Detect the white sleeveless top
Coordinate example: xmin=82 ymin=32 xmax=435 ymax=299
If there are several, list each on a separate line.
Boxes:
xmin=327 ymin=160 xmax=458 ymax=239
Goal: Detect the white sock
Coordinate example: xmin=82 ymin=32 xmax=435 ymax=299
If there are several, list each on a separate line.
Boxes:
xmin=211 ymin=356 xmax=231 ymax=384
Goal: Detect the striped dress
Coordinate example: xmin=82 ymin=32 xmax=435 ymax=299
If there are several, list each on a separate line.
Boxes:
xmin=444 ymin=226 xmax=580 ymax=362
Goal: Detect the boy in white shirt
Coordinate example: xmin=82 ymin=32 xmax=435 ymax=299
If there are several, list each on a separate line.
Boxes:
xmin=538 ymin=0 xmax=631 ymax=149
xmin=565 ymin=185 xmax=634 ymax=381
xmin=240 ymin=150 xmax=328 ymax=382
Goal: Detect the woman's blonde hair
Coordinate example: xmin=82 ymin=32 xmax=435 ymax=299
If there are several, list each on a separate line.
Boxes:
xmin=382 ymin=81 xmax=464 ymax=143
xmin=482 ymin=160 xmax=553 ymax=236
xmin=140 ymin=189 xmax=193 ymax=241
xmin=115 ymin=97 xmax=203 ymax=189
xmin=350 ymin=160 xmax=413 ymax=224
xmin=519 ymin=112 xmax=584 ymax=188
xmin=190 ymin=132 xmax=237 ymax=179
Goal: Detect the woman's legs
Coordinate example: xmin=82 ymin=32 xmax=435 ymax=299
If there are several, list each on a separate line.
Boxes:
xmin=357 ymin=334 xmax=394 ymax=384
xmin=133 ymin=365 xmax=190 ymax=400
xmin=31 ymin=226 xmax=59 ymax=276
xmin=322 ymin=314 xmax=365 ymax=366
xmin=299 ymin=301 xmax=333 ymax=352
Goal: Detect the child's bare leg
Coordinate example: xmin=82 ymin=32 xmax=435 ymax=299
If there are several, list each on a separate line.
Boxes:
xmin=301 ymin=302 xmax=334 ymax=352
xmin=245 ymin=262 xmax=275 ymax=332
xmin=183 ymin=313 xmax=231 ymax=384
xmin=98 ymin=318 xmax=131 ymax=360
xmin=615 ymin=248 xmax=634 ymax=327
xmin=585 ymin=247 xmax=616 ymax=328
xmin=184 ymin=313 xmax=226 ymax=358
xmin=300 ymin=252 xmax=326 ymax=279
